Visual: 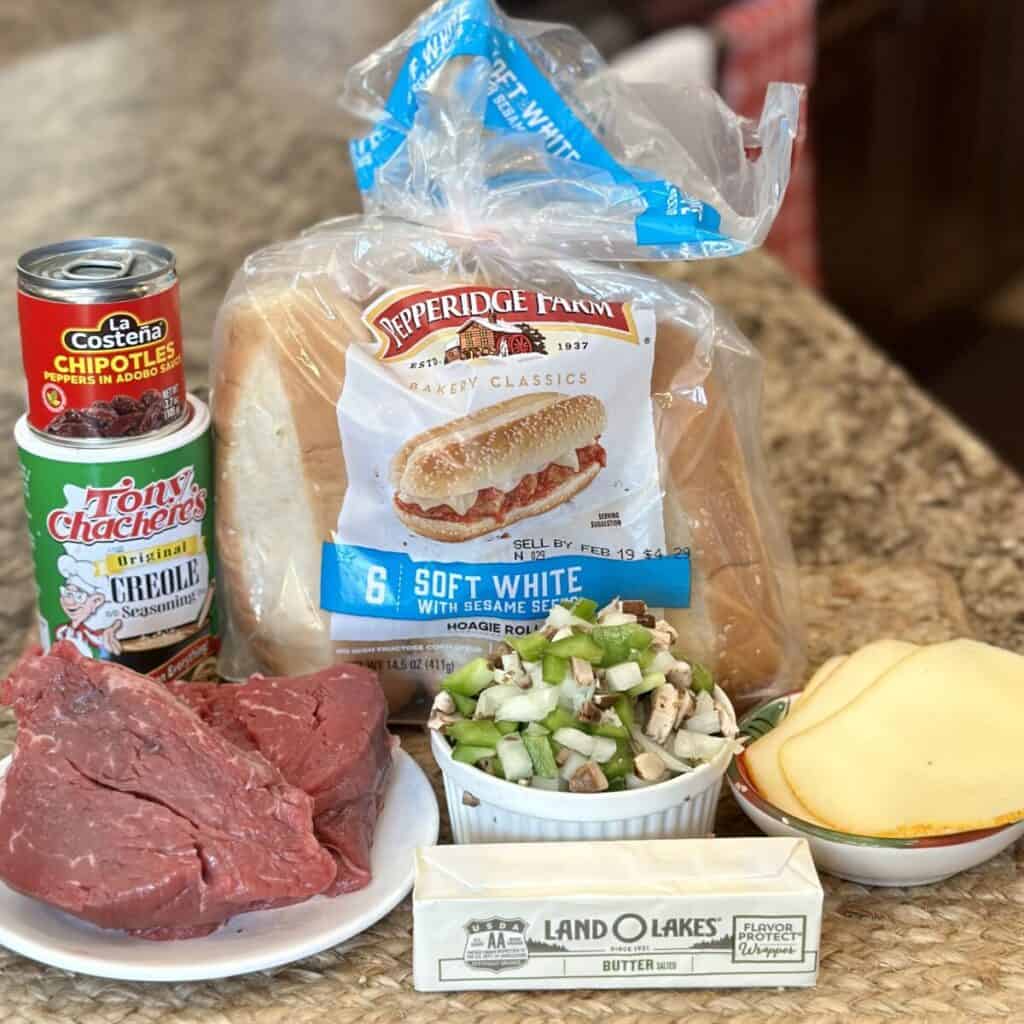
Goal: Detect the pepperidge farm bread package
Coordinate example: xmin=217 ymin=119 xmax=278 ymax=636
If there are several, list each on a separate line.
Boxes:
xmin=211 ymin=0 xmax=806 ymax=717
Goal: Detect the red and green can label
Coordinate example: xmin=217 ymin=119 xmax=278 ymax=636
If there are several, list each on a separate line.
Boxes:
xmin=16 ymin=409 xmax=218 ymax=681
xmin=18 ymin=284 xmax=186 ymax=440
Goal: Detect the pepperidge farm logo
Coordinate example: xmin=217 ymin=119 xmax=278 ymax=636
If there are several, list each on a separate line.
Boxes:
xmin=362 ymin=285 xmax=638 ymax=362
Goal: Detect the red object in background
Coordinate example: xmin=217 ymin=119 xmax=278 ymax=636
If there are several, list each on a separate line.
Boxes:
xmin=714 ymin=0 xmax=819 ymax=287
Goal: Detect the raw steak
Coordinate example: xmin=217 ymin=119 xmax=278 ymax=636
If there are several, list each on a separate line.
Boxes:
xmin=0 ymin=643 xmax=336 ymax=939
xmin=172 ymin=663 xmax=392 ymax=895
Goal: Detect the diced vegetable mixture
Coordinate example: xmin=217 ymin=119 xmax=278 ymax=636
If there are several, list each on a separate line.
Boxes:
xmin=428 ymin=597 xmax=744 ymax=793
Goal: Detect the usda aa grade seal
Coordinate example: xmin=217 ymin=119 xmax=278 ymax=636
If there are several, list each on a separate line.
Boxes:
xmin=462 ymin=917 xmax=529 ymax=972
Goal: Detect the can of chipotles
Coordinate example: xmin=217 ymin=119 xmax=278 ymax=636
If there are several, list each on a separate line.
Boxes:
xmin=15 ymin=394 xmax=219 ymax=683
xmin=17 ymin=237 xmax=187 ymax=443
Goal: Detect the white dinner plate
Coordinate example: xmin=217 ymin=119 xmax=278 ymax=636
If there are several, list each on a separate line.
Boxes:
xmin=0 ymin=747 xmax=438 ymax=981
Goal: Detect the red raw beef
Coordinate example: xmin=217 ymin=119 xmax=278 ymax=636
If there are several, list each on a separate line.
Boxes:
xmin=0 ymin=643 xmax=336 ymax=939
xmin=171 ymin=663 xmax=392 ymax=895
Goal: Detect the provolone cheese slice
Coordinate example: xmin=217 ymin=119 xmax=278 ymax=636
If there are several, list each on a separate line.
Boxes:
xmin=780 ymin=639 xmax=1024 ymax=837
xmin=800 ymin=654 xmax=847 ymax=702
xmin=744 ymin=640 xmax=917 ymax=823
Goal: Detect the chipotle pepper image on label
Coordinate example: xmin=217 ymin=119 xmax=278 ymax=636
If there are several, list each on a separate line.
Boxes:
xmin=391 ymin=393 xmax=608 ymax=542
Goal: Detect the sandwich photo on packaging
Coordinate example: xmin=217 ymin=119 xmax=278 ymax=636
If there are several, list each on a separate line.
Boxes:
xmin=413 ymin=838 xmax=823 ymax=991
xmin=209 ymin=0 xmax=807 ymax=718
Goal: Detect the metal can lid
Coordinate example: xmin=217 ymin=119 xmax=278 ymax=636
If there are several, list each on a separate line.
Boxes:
xmin=17 ymin=238 xmax=175 ymax=293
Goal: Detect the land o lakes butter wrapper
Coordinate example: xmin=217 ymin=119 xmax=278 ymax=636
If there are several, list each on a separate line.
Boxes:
xmin=413 ymin=838 xmax=823 ymax=991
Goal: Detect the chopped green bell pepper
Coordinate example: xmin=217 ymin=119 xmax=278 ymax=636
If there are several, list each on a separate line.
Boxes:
xmin=522 ymin=732 xmax=558 ymax=778
xmin=445 ymin=720 xmax=502 ymax=747
xmin=690 ymin=661 xmax=715 ymax=694
xmin=496 ymin=720 xmax=520 ymax=735
xmin=542 ymin=653 xmax=568 ymax=684
xmin=542 ymin=706 xmax=584 ymax=734
xmin=451 ymin=743 xmax=497 ymax=765
xmin=449 ymin=691 xmax=477 ymax=717
xmin=547 ymin=632 xmax=604 ymax=663
xmin=601 ymin=740 xmax=634 ymax=781
xmin=441 ymin=657 xmax=494 ymax=697
xmin=628 ymin=671 xmax=666 ymax=697
xmin=509 ymin=630 xmax=550 ymax=662
xmin=562 ymin=597 xmax=598 ymax=622
xmin=613 ymin=694 xmax=635 ymax=734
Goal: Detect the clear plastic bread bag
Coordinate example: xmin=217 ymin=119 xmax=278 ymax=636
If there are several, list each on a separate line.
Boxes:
xmin=211 ymin=0 xmax=806 ymax=715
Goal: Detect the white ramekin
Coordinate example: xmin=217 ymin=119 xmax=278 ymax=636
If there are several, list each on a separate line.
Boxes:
xmin=430 ymin=686 xmax=735 ymax=844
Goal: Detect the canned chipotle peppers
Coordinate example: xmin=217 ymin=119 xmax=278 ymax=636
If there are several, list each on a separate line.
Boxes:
xmin=17 ymin=238 xmax=186 ymax=441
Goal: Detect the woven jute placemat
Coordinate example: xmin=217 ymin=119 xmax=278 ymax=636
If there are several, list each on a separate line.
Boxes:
xmin=2 ymin=562 xmax=1022 ymax=1023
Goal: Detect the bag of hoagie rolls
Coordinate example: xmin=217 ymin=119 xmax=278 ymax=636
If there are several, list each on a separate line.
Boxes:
xmin=210 ymin=0 xmax=806 ymax=715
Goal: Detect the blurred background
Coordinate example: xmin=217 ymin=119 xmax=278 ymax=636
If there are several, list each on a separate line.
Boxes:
xmin=2 ymin=0 xmax=1024 ymax=470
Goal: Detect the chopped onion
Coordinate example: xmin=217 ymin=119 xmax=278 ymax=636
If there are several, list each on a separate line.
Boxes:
xmin=545 ymin=604 xmax=595 ymax=632
xmin=630 ymin=725 xmax=696 ymax=775
xmin=647 ymin=650 xmax=678 ymax=674
xmin=530 ymin=776 xmax=565 ymax=792
xmin=496 ymin=686 xmax=559 ymax=722
xmin=598 ymin=611 xmax=639 ymax=626
xmin=496 ymin=734 xmax=533 ymax=781
xmin=559 ymin=750 xmax=588 ymax=781
xmin=553 ymin=727 xmax=594 ymax=755
xmin=625 ymin=772 xmax=658 ymax=790
xmin=474 ymin=684 xmax=523 ymax=718
xmin=605 ymin=661 xmax=643 ymax=692
xmin=684 ymin=709 xmax=722 ymax=734
xmin=553 ymin=728 xmax=618 ymax=764
xmin=673 ymin=729 xmax=744 ymax=761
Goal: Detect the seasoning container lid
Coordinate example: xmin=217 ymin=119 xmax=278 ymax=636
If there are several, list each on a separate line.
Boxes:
xmin=18 ymin=238 xmax=175 ymax=297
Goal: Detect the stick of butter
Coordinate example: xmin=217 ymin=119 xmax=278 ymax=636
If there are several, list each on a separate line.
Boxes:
xmin=413 ymin=838 xmax=823 ymax=991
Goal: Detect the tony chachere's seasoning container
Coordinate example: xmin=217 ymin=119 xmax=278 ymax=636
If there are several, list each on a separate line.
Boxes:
xmin=17 ymin=238 xmax=187 ymax=443
xmin=414 ymin=837 xmax=823 ymax=992
xmin=15 ymin=394 xmax=218 ymax=682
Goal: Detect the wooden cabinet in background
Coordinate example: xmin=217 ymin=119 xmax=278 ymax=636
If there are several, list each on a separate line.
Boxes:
xmin=812 ymin=0 xmax=1024 ymax=369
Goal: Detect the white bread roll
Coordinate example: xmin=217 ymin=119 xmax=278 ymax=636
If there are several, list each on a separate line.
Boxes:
xmin=213 ymin=272 xmax=797 ymax=710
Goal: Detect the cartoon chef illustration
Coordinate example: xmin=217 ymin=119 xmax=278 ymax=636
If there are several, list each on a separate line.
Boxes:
xmin=54 ymin=555 xmax=122 ymax=656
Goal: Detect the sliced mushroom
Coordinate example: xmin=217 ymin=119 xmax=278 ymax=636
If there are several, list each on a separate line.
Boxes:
xmin=569 ymin=761 xmax=609 ymax=793
xmin=576 ymin=701 xmax=602 ymax=724
xmin=621 ymin=599 xmax=648 ymax=616
xmin=673 ymin=688 xmax=696 ymax=729
xmin=654 ymin=619 xmax=679 ymax=644
xmin=555 ymin=747 xmax=572 ymax=766
xmin=666 ymin=660 xmax=693 ymax=690
xmin=634 ymin=751 xmax=668 ymax=782
xmin=715 ymin=698 xmax=740 ymax=738
xmin=644 ymin=683 xmax=682 ymax=744
xmin=570 ymin=656 xmax=594 ymax=686
xmin=686 ymin=690 xmax=722 ymax=734
xmin=427 ymin=691 xmax=461 ymax=731
xmin=637 ymin=613 xmax=657 ymax=628
xmin=501 ymin=652 xmax=522 ymax=674
xmin=649 ymin=627 xmax=675 ymax=648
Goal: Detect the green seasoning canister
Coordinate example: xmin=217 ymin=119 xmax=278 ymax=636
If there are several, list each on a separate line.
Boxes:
xmin=15 ymin=394 xmax=218 ymax=681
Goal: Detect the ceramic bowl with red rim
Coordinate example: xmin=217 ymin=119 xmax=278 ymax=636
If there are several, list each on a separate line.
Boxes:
xmin=727 ymin=693 xmax=1024 ymax=887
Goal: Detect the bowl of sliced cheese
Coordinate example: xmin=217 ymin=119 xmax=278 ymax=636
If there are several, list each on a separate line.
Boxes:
xmin=727 ymin=639 xmax=1024 ymax=886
